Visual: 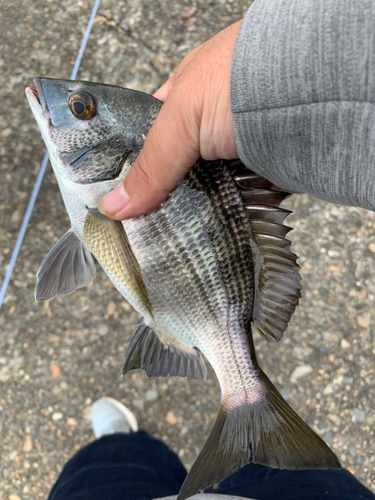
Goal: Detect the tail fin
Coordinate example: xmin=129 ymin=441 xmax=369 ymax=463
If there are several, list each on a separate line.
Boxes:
xmin=177 ymin=368 xmax=340 ymax=500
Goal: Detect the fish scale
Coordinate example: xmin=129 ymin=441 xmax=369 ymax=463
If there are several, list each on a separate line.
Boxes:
xmin=188 ymin=163 xmax=254 ymax=304
xmin=26 ymin=77 xmax=341 ymax=500
xmin=133 ymin=160 xmax=252 ymax=348
xmin=125 ymin=163 xmax=237 ymax=342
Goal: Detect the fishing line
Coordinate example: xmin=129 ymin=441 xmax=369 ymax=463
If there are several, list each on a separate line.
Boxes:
xmin=0 ymin=0 xmax=101 ymax=311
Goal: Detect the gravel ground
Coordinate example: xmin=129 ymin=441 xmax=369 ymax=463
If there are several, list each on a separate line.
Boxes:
xmin=0 ymin=1 xmax=374 ymax=499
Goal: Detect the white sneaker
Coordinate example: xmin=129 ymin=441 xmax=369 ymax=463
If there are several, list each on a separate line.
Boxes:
xmin=90 ymin=397 xmax=139 ymax=439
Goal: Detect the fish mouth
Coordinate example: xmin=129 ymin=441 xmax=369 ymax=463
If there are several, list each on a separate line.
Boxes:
xmin=25 ymin=78 xmax=50 ymax=119
xmin=29 ymin=87 xmax=40 ymax=102
xmin=34 ymin=78 xmax=50 ymax=117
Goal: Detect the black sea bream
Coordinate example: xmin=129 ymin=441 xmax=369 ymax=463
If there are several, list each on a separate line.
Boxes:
xmin=26 ymin=78 xmax=340 ymax=500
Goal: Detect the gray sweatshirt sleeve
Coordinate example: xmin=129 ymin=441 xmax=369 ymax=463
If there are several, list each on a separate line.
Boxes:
xmin=231 ymin=0 xmax=375 ymax=212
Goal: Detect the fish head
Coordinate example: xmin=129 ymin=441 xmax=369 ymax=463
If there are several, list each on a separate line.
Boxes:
xmin=26 ymin=78 xmax=162 ymax=234
xmin=26 ymin=78 xmax=162 ymax=186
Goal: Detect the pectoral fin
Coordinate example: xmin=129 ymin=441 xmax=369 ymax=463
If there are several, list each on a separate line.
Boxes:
xmin=122 ymin=320 xmax=207 ymax=380
xmin=35 ymin=229 xmax=96 ymax=301
xmin=83 ymin=209 xmax=152 ymax=317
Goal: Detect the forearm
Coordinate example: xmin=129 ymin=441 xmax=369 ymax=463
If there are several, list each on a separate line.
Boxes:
xmin=231 ymin=0 xmax=375 ymax=211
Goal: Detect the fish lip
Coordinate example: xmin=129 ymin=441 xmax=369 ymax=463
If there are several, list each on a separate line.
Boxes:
xmin=33 ymin=77 xmax=50 ymax=119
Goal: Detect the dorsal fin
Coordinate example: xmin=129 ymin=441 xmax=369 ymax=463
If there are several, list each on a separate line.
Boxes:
xmin=226 ymin=160 xmax=302 ymax=343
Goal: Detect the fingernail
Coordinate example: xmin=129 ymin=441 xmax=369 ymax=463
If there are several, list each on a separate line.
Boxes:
xmin=98 ymin=184 xmax=130 ymax=216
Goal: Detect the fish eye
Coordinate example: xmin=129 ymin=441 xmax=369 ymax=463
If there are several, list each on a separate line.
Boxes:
xmin=68 ymin=92 xmax=96 ymax=120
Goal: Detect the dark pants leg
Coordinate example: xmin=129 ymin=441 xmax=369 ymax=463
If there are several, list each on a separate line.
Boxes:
xmin=48 ymin=432 xmax=186 ymax=500
xmin=49 ymin=431 xmax=375 ymax=500
xmin=207 ymin=463 xmax=375 ymax=500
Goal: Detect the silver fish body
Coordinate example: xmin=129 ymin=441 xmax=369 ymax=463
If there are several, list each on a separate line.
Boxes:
xmin=26 ymin=78 xmax=340 ymax=500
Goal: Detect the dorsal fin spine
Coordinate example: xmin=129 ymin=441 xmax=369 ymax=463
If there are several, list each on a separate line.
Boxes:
xmin=225 ymin=161 xmax=302 ymax=343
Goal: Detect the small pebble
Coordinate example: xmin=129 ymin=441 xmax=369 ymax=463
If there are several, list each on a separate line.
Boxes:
xmin=22 ymin=435 xmax=32 ymax=452
xmin=328 ymin=265 xmax=340 ymax=274
xmin=166 ymin=411 xmax=178 ymax=425
xmin=353 ymin=409 xmax=365 ymax=423
xmin=48 ymin=333 xmax=60 ymax=342
xmin=356 ymin=314 xmax=370 ymax=328
xmin=107 ymin=301 xmax=116 ymax=316
xmin=83 ymin=407 xmax=91 ymax=422
xmin=42 ymin=300 xmax=52 ymax=318
xmin=327 ymin=414 xmax=341 ymax=426
xmin=290 ymin=364 xmax=313 ymax=382
xmin=323 ymin=383 xmax=334 ymax=395
xmin=1 ymin=127 xmax=12 ymax=137
xmin=341 ymin=339 xmax=350 ymax=350
xmin=132 ymin=398 xmax=145 ymax=410
xmin=51 ymin=365 xmax=61 ymax=378
xmin=154 ymin=56 xmax=165 ymax=69
xmin=122 ymin=302 xmax=132 ymax=312
xmin=324 ymin=431 xmax=333 ymax=441
xmin=98 ymin=324 xmax=109 ymax=336
xmin=145 ymin=389 xmax=158 ymax=402
xmin=52 ymin=412 xmax=63 ymax=421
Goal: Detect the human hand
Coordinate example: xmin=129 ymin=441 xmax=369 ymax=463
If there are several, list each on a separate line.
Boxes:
xmin=99 ymin=20 xmax=242 ymax=220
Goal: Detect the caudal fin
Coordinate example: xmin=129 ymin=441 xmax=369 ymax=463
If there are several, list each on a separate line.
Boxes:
xmin=177 ymin=369 xmax=340 ymax=500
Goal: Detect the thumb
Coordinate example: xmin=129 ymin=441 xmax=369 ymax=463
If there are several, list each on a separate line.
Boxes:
xmin=98 ymin=93 xmax=200 ymax=220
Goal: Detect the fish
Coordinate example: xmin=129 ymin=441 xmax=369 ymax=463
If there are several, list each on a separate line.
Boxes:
xmin=26 ymin=78 xmax=341 ymax=500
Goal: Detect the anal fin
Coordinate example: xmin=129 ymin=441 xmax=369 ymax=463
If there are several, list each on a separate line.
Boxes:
xmin=122 ymin=322 xmax=207 ymax=380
